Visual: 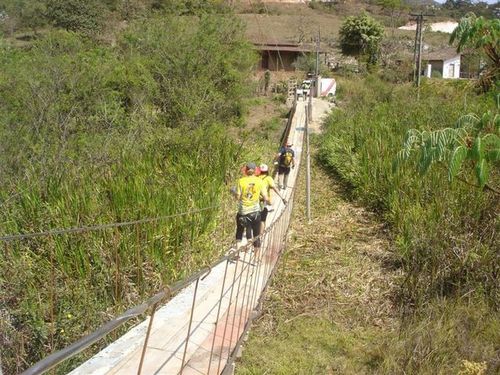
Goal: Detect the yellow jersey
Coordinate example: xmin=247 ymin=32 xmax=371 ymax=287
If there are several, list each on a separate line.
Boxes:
xmin=237 ymin=175 xmax=267 ymax=215
xmin=259 ymin=174 xmax=275 ymax=206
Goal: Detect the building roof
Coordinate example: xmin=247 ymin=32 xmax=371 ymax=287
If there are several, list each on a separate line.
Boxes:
xmin=423 ymin=47 xmax=460 ymax=61
xmin=253 ymin=42 xmax=324 ymax=53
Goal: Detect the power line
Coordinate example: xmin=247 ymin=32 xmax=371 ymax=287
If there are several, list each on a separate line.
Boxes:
xmin=0 ymin=205 xmax=220 ymax=242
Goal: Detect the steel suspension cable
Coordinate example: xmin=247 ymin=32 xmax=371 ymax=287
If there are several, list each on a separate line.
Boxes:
xmin=0 ymin=204 xmax=220 ymax=242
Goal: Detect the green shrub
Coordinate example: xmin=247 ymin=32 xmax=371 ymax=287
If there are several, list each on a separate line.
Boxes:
xmin=46 ymin=0 xmax=107 ymax=35
xmin=320 ymin=77 xmax=498 ymax=306
xmin=339 ymin=14 xmax=384 ymax=65
xmin=319 ymin=76 xmax=499 ymax=372
xmin=0 ymin=14 xmax=255 ymax=373
xmin=431 ymin=69 xmax=442 ymax=78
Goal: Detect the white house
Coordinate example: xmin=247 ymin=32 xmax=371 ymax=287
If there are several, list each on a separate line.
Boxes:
xmin=423 ymin=47 xmax=461 ymax=79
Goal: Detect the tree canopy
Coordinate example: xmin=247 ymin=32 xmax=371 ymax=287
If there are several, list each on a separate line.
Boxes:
xmin=450 ymin=12 xmax=500 ymax=90
xmin=45 ymin=0 xmax=107 ymax=35
xmin=339 ymin=14 xmax=384 ymax=65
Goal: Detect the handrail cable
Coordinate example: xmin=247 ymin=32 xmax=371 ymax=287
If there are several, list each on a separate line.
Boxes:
xmin=0 ymin=205 xmax=219 ymax=242
xmin=19 ymin=258 xmax=228 ymax=375
xmin=20 ymin=192 xmax=292 ymax=375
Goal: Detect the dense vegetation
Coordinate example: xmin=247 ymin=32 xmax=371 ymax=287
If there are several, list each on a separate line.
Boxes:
xmin=0 ymin=12 xmax=257 ymax=374
xmin=320 ymin=76 xmax=499 ymax=372
xmin=1 ymin=0 xmax=498 ymax=373
xmin=0 ymin=0 xmax=230 ymax=35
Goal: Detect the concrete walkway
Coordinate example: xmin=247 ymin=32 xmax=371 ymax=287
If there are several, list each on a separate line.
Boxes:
xmin=69 ymin=101 xmax=309 ymax=375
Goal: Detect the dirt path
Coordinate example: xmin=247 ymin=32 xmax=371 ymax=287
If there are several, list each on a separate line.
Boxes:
xmin=236 ymin=137 xmax=400 ymax=374
xmin=310 ymin=98 xmax=335 ymax=133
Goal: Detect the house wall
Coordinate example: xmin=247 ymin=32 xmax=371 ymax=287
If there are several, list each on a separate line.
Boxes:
xmin=424 ymin=55 xmax=461 ymax=79
xmin=442 ymin=55 xmax=461 ymax=79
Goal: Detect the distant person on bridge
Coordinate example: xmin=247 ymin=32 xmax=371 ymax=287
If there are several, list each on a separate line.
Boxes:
xmin=233 ymin=162 xmax=270 ymax=251
xmin=275 ymin=141 xmax=295 ymax=190
xmin=258 ymin=164 xmax=284 ymax=233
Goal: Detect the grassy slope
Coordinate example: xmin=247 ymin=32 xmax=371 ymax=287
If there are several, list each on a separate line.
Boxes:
xmin=236 ymin=141 xmax=399 ymax=374
xmin=237 ymin=2 xmax=450 ymax=50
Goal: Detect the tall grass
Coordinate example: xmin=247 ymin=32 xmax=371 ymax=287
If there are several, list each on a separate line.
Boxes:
xmin=321 ymin=76 xmax=498 ymax=304
xmin=1 ymin=126 xmax=238 ymax=373
xmin=319 ymin=76 xmax=499 ymax=372
xmin=0 ymin=14 xmax=255 ymax=374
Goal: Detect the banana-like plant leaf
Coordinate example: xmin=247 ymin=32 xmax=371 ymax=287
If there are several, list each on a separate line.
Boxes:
xmin=471 ymin=136 xmax=482 ymax=161
xmin=475 ymin=159 xmax=489 ymax=188
xmin=481 ymin=133 xmax=500 ymax=148
xmin=486 ymin=149 xmax=500 ymax=162
xmin=448 ymin=145 xmax=468 ymax=181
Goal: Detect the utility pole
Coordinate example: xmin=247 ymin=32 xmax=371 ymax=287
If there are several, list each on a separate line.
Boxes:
xmin=412 ymin=13 xmax=423 ymax=88
xmin=308 ymin=28 xmax=319 ymax=120
xmin=308 ymin=82 xmax=312 ymax=119
xmin=315 ymin=28 xmax=320 ymax=77
xmin=411 ymin=13 xmax=434 ymax=90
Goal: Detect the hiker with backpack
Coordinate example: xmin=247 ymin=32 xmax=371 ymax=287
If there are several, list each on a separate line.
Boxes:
xmin=233 ymin=162 xmax=270 ymax=251
xmin=258 ymin=163 xmax=285 ymax=232
xmin=275 ymin=141 xmax=295 ymax=190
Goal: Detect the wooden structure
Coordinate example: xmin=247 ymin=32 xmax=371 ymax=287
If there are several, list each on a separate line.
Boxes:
xmin=254 ymin=42 xmax=316 ymax=71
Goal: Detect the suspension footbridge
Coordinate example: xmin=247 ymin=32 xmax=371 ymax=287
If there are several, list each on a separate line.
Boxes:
xmin=13 ymin=97 xmax=332 ymax=375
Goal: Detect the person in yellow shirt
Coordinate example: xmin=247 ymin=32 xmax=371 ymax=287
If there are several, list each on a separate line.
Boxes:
xmin=258 ymin=163 xmax=283 ymax=233
xmin=234 ymin=162 xmax=270 ymax=250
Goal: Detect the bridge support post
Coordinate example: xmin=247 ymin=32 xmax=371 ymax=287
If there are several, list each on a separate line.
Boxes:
xmin=305 ymin=104 xmax=312 ymax=224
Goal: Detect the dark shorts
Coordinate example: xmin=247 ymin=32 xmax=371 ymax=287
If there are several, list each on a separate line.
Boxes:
xmin=235 ymin=211 xmax=262 ymax=247
xmin=260 ymin=207 xmax=268 ymax=222
xmin=278 ymin=166 xmax=291 ymax=175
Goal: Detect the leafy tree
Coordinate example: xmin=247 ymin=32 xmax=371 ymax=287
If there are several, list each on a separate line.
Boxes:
xmin=394 ymin=104 xmax=500 ymax=194
xmin=339 ymin=14 xmax=384 ymax=65
xmin=0 ymin=0 xmax=47 ymax=34
xmin=441 ymin=0 xmax=497 ymax=19
xmin=450 ymin=13 xmax=500 ymax=91
xmin=119 ymin=0 xmax=148 ymax=20
xmin=292 ymin=53 xmax=329 ymax=76
xmin=45 ymin=0 xmax=107 ymax=35
xmin=121 ymin=15 xmax=255 ymax=128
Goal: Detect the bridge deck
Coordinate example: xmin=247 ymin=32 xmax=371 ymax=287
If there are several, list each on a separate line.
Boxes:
xmin=69 ymin=101 xmax=308 ymax=375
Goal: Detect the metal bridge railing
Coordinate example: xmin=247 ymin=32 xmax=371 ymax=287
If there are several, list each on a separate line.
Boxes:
xmin=18 ymin=98 xmax=300 ymax=375
xmin=21 ymin=186 xmax=296 ymax=375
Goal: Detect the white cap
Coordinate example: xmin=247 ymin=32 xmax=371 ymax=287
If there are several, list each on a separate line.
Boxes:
xmin=260 ymin=163 xmax=269 ymax=172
